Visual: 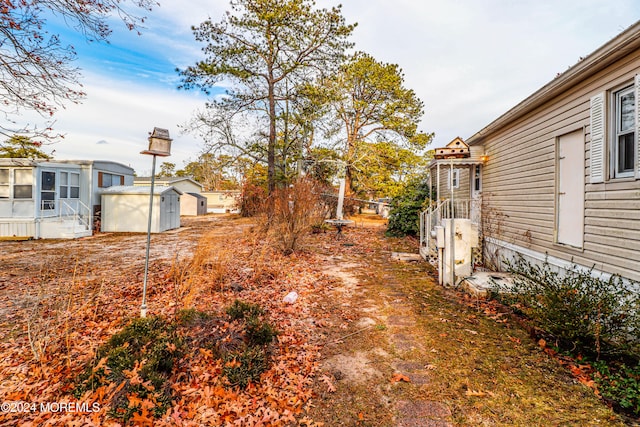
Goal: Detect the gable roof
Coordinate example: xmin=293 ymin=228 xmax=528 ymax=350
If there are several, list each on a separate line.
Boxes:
xmin=101 ymin=185 xmax=183 ymax=196
xmin=433 ymin=136 xmax=470 ymax=159
xmin=134 ymin=176 xmax=203 ymax=189
xmin=467 ymin=20 xmax=640 ymax=146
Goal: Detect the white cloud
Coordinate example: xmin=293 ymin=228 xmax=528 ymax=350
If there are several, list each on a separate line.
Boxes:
xmin=15 ymin=0 xmax=640 ymax=174
xmin=49 ymin=72 xmax=207 ymax=174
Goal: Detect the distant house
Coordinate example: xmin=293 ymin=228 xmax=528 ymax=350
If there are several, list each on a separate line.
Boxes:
xmin=0 ymin=159 xmax=134 ymax=239
xmin=134 ymin=176 xmax=203 ymax=194
xmin=202 ymin=190 xmax=240 ymax=213
xmin=101 ymin=186 xmax=181 ymax=233
xmin=422 ymin=20 xmax=640 ymax=284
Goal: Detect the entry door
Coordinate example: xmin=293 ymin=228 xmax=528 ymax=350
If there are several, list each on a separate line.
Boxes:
xmin=557 ymin=130 xmax=585 ymax=248
xmin=40 ymin=170 xmax=57 ymax=214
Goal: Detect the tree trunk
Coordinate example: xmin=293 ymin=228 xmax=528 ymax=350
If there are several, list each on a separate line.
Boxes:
xmin=267 ymin=79 xmax=277 ymax=195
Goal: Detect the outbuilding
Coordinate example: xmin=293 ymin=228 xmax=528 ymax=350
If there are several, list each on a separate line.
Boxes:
xmin=101 ymin=185 xmax=182 ymax=233
xmin=181 ymin=192 xmax=208 ymax=216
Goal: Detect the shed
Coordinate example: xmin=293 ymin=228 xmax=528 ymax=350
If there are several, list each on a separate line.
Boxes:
xmin=181 ymin=192 xmax=207 ymax=216
xmin=100 ymin=186 xmax=182 ymax=233
xmin=133 ymin=176 xmax=203 ymax=194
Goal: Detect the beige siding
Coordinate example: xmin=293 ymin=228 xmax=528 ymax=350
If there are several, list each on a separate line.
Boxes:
xmin=434 ymin=166 xmax=471 ymax=202
xmin=479 ymin=49 xmax=640 ymax=281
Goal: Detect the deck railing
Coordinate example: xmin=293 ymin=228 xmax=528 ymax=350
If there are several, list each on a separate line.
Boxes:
xmin=60 ymin=200 xmax=92 ymax=233
xmin=419 ymin=199 xmax=473 ymax=259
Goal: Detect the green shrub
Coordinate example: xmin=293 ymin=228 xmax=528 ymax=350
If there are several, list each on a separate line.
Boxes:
xmin=226 ymin=299 xmax=264 ymax=320
xmin=494 ymin=255 xmax=640 ymax=358
xmin=74 ymin=316 xmax=182 ymax=423
xmin=594 ymin=361 xmax=640 ymax=416
xmin=222 ymin=347 xmax=268 ymax=389
xmin=386 ymin=178 xmax=431 ymax=237
xmin=245 ymin=315 xmax=278 ymax=347
xmin=176 ymin=307 xmax=212 ymax=325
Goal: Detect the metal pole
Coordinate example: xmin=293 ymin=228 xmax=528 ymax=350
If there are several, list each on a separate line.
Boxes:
xmin=336 ymin=161 xmax=346 ymax=220
xmin=450 ymin=159 xmax=455 ymax=287
xmin=141 ymin=154 xmax=157 ymax=318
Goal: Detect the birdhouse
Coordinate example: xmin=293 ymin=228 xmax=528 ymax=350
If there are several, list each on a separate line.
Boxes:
xmin=433 ymin=137 xmax=469 ymax=159
xmin=141 ymin=127 xmax=172 ymax=157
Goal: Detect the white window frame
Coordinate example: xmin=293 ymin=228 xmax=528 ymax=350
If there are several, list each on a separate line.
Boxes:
xmin=14 ymin=168 xmax=33 ymax=199
xmin=611 ymin=84 xmax=636 ymax=179
xmin=473 ymin=165 xmax=482 ymax=193
xmin=0 ymin=169 xmax=9 ymax=198
xmin=447 ymin=169 xmax=460 ymax=189
xmin=60 ymin=171 xmax=80 ymax=199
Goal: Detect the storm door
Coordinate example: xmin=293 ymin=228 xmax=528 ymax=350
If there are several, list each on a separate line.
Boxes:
xmin=556 ymin=130 xmax=585 ymax=248
xmin=40 ymin=170 xmax=56 ymax=213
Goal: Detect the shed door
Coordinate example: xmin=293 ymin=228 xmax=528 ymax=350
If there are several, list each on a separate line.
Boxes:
xmin=557 ymin=130 xmax=585 ymax=248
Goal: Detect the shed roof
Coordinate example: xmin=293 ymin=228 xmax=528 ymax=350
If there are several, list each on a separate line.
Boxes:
xmin=0 ymin=158 xmax=134 ymax=174
xmin=101 ymin=185 xmax=183 ymax=196
xmin=134 ymin=176 xmax=203 ymax=188
xmin=185 ymin=192 xmax=207 ymax=199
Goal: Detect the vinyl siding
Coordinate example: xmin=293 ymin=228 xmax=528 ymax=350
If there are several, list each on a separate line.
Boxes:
xmin=478 ymin=48 xmax=640 ymax=282
xmin=434 ymin=166 xmax=471 ymax=202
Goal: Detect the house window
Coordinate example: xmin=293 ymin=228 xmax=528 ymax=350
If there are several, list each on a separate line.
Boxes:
xmin=447 ymin=169 xmax=460 ymax=189
xmin=60 ymin=172 xmax=80 ymax=199
xmin=98 ymin=172 xmax=124 ymax=188
xmin=613 ymin=85 xmax=635 ymax=178
xmin=14 ymin=169 xmax=33 ymax=199
xmin=0 ymin=169 xmax=8 ymax=198
xmin=473 ymin=165 xmax=482 ymax=192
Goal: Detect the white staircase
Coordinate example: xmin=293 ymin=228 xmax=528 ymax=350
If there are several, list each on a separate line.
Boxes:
xmin=419 ymin=199 xmax=474 ymax=263
xmin=39 ymin=200 xmax=92 ymax=239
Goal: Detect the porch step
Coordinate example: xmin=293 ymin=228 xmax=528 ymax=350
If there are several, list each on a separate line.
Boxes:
xmin=40 ymin=218 xmax=92 ymax=239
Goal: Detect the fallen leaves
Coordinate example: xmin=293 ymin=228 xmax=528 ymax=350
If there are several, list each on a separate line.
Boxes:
xmin=390 ymin=373 xmax=411 ymax=383
xmin=320 ymin=375 xmax=336 ymax=393
xmin=0 ymin=217 xmax=332 ymax=426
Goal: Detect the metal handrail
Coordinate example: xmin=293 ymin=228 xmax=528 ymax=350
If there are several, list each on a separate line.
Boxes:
xmin=420 ymin=199 xmax=473 ymax=259
xmin=60 ymin=199 xmax=91 ymax=233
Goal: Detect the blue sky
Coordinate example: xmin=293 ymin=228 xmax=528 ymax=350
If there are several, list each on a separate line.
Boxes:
xmin=25 ymin=0 xmax=640 ymax=174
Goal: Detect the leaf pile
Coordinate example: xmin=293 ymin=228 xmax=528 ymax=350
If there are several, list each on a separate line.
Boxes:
xmin=0 ymin=217 xmax=332 ymax=426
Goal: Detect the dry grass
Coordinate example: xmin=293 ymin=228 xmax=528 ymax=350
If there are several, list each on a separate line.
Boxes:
xmin=0 ymin=214 xmax=631 ymax=426
xmin=303 ymin=217 xmax=627 ymax=426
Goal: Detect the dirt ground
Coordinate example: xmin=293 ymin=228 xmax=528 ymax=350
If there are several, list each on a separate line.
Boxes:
xmin=0 ymin=214 xmax=631 ymax=426
xmin=0 ymin=215 xmax=226 ymax=324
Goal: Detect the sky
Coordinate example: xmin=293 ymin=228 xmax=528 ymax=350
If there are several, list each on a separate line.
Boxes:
xmin=16 ymin=0 xmax=640 ymax=175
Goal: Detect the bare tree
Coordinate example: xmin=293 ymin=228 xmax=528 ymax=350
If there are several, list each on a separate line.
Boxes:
xmin=0 ymin=0 xmax=157 ymax=139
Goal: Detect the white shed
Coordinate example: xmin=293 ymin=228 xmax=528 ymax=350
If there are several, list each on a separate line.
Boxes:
xmin=100 ymin=186 xmax=182 ymax=233
xmin=181 ymin=192 xmax=207 ymax=216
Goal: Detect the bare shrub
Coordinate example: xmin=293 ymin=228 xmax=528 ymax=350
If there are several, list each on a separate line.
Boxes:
xmin=267 ymin=177 xmax=327 ymax=254
xmin=168 ymin=236 xmax=234 ymax=306
xmin=480 ymin=192 xmax=508 ymax=271
xmin=239 ymin=181 xmax=267 ymax=217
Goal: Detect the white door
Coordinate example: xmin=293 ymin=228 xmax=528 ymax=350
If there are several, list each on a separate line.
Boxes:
xmin=557 ymin=130 xmax=585 ymax=248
